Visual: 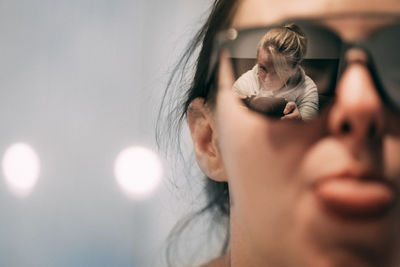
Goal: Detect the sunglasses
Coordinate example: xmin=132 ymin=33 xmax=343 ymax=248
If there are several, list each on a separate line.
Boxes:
xmin=208 ymin=14 xmax=400 ymax=121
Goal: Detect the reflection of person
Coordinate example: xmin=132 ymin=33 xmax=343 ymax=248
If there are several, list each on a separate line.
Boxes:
xmin=158 ymin=0 xmax=400 ymax=266
xmin=233 ymin=24 xmax=319 ymax=120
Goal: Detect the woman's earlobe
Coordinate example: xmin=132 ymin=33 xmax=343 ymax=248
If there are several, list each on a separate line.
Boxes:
xmin=187 ymin=98 xmax=228 ymax=182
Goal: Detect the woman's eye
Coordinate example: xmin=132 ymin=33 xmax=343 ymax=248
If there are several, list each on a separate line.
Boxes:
xmin=259 ymin=66 xmax=267 ymax=72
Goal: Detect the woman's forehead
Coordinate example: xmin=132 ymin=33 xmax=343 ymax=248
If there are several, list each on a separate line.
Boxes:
xmin=258 ymin=49 xmax=273 ymax=66
xmin=232 ymin=0 xmax=400 ymax=28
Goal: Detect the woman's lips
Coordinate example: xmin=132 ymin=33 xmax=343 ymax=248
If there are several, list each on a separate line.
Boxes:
xmin=314 ymin=176 xmax=397 ymax=219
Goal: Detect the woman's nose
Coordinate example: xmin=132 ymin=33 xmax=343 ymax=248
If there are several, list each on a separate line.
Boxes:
xmin=327 ymin=49 xmax=384 ymax=142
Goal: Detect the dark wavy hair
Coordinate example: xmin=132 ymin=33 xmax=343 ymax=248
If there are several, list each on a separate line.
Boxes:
xmin=156 ymin=0 xmax=239 ymax=265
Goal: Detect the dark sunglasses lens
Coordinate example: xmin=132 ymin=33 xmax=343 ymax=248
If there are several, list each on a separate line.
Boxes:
xmin=369 ymin=24 xmax=400 ymax=112
xmin=226 ymin=23 xmax=341 ymax=120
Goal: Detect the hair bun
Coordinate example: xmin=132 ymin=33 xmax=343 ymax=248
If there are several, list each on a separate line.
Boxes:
xmin=283 ymin=23 xmax=305 ymax=37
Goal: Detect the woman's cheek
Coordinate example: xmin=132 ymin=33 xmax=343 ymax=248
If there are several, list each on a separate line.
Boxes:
xmin=258 ymin=71 xmax=266 ymax=82
xmin=215 ymin=87 xmax=272 ymax=180
xmin=384 ymin=136 xmax=400 ymax=183
xmin=216 ymin=111 xmax=300 ymax=197
xmin=215 ymin=76 xmax=312 ymax=191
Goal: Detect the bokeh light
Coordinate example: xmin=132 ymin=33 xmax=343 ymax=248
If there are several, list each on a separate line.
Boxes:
xmin=2 ymin=142 xmax=40 ymax=197
xmin=114 ymin=146 xmax=163 ymax=199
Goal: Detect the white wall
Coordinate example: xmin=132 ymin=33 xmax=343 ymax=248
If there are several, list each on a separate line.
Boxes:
xmin=0 ymin=0 xmax=213 ymax=266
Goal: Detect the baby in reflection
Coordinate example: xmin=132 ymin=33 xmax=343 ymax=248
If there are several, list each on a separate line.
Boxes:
xmin=233 ymin=23 xmax=319 ymax=120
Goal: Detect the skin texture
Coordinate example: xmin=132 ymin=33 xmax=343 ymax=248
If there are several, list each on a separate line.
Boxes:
xmin=188 ymin=0 xmax=400 ymax=266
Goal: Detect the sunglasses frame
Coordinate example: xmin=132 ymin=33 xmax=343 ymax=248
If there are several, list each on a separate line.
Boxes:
xmin=207 ymin=13 xmax=400 ymax=115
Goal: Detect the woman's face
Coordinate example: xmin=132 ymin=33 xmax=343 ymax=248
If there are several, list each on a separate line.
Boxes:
xmin=257 ymin=48 xmax=293 ymax=91
xmin=213 ymin=0 xmax=400 ymax=266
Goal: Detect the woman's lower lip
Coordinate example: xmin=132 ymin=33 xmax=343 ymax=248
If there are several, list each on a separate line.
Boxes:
xmin=314 ymin=178 xmax=396 ymax=219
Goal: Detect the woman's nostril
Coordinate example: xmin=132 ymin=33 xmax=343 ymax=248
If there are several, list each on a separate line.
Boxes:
xmin=368 ymin=122 xmax=377 ymax=138
xmin=338 ymin=119 xmax=381 ymax=138
xmin=341 ymin=120 xmax=352 ymax=134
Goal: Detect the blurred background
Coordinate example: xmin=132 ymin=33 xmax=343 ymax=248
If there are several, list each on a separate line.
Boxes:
xmin=0 ymin=0 xmax=214 ymax=266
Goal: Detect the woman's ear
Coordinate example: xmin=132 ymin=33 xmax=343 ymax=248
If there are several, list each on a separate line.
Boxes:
xmin=187 ymin=97 xmax=227 ymax=182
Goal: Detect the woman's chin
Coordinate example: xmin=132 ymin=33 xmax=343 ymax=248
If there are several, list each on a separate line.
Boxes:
xmin=302 ymin=247 xmax=389 ymax=267
xmin=293 ymin=192 xmax=400 ymax=267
